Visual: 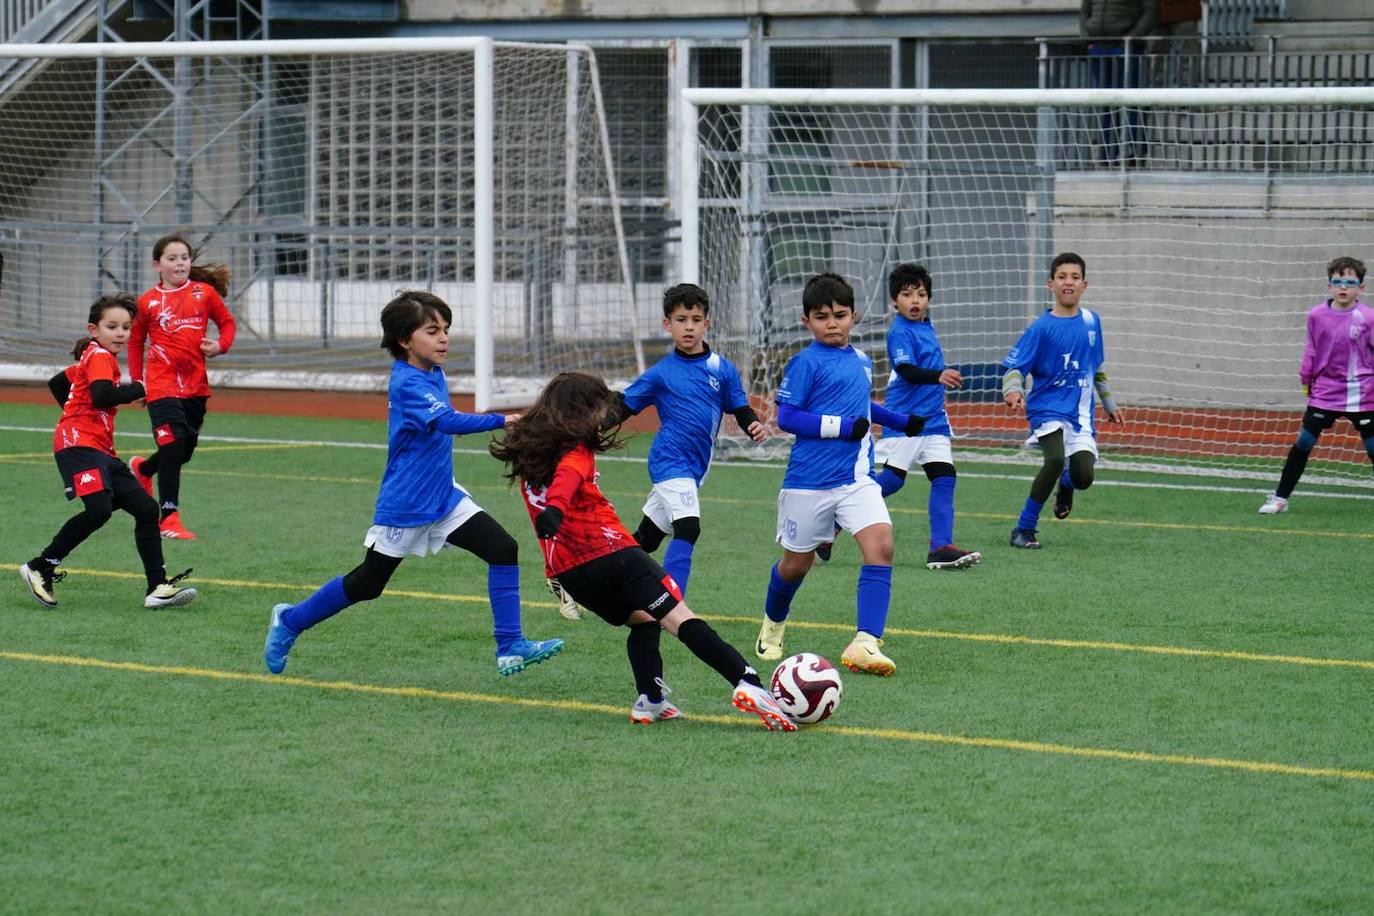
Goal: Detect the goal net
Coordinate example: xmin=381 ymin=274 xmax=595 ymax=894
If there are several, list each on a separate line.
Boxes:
xmin=0 ymin=38 xmax=643 ymax=408
xmin=685 ymin=87 xmax=1374 ymax=486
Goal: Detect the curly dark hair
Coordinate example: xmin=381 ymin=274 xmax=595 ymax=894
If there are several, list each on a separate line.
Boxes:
xmin=489 ymin=372 xmax=626 ymax=489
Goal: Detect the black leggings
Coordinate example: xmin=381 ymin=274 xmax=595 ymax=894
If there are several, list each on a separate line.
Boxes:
xmin=41 ymin=489 xmax=164 ymax=589
xmin=140 ymin=429 xmax=201 ymax=516
xmin=1029 ymin=430 xmax=1096 ymax=503
xmin=340 ymin=511 xmax=519 ymax=602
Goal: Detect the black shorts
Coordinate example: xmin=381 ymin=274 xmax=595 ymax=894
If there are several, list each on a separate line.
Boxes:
xmin=1302 ymin=406 xmax=1374 ymax=439
xmin=147 ymin=396 xmax=209 ymax=442
xmin=55 ymin=447 xmax=146 ymax=503
xmin=555 ymin=547 xmax=684 ymax=627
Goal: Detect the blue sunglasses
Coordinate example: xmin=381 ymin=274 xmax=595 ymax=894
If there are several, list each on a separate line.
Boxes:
xmin=1330 ymin=277 xmax=1361 ymax=288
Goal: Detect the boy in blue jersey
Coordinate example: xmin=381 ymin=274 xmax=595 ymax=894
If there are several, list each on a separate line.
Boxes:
xmin=262 ymin=291 xmax=563 ymax=675
xmin=873 ymin=263 xmax=981 ymax=570
xmin=755 ymin=273 xmax=925 ymax=676
xmin=606 ymin=283 xmax=766 ymax=598
xmin=1002 ymin=252 xmax=1126 ymax=549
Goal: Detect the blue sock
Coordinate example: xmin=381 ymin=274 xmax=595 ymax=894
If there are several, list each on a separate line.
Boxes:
xmin=663 ymin=538 xmax=695 ymax=597
xmin=765 ymin=562 xmax=802 ymax=623
xmin=928 ymin=476 xmax=955 ymax=549
xmin=874 ymin=468 xmax=905 ymax=498
xmin=281 ymin=576 xmax=350 ymax=634
xmin=856 ymin=564 xmax=892 ymax=638
xmin=1017 ymin=496 xmax=1044 ymax=532
xmin=1059 ymin=468 xmax=1075 ymax=491
xmin=488 ymin=564 xmax=523 ymax=654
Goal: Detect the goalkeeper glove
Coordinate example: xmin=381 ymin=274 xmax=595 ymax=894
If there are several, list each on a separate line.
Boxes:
xmin=535 ymin=506 xmax=564 ymax=539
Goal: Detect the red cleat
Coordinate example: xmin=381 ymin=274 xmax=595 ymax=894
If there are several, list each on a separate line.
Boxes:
xmin=159 ymin=511 xmax=197 ymax=540
xmin=129 ymin=456 xmax=155 ymax=500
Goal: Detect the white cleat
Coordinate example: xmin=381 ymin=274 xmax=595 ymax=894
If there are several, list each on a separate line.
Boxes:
xmin=731 ymin=681 xmax=797 ymax=732
xmin=1258 ymin=494 xmax=1289 ymax=515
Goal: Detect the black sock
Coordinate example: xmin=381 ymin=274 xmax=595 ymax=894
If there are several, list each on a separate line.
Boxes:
xmin=1276 ymin=445 xmax=1310 ymax=499
xmin=626 ymin=622 xmax=664 ymax=701
xmin=140 ymin=452 xmax=161 ymax=476
xmin=675 ymin=617 xmax=760 ymax=688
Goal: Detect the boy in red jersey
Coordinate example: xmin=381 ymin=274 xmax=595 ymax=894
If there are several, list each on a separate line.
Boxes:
xmin=20 ymin=293 xmax=196 ymax=610
xmin=127 ymin=233 xmax=237 ymax=540
xmin=490 ymin=371 xmax=795 ymax=731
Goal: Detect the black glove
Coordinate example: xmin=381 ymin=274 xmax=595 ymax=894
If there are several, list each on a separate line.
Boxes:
xmin=843 ymin=417 xmax=871 ymax=441
xmin=904 ymin=414 xmax=925 ymax=436
xmin=535 ymin=506 xmax=564 ymax=539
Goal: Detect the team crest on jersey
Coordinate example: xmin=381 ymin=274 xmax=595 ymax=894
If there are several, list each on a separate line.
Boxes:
xmin=385 ymin=526 xmax=404 ymax=544
xmin=190 ymin=287 xmax=205 ymax=301
xmin=1088 ymin=331 xmax=1097 ymax=346
xmin=708 ymin=374 xmax=720 ymax=391
xmin=72 ymin=467 xmax=104 ymax=496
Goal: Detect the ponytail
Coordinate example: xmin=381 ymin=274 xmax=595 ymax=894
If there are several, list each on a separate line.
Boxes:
xmin=189 ymin=262 xmax=231 ymax=297
xmin=71 ymin=336 xmax=94 ymax=360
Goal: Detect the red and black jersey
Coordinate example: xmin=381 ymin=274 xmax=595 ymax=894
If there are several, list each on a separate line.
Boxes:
xmin=53 ymin=345 xmax=121 ymax=456
xmin=130 ymin=280 xmax=236 ymax=400
xmin=520 ymin=444 xmax=633 ymax=576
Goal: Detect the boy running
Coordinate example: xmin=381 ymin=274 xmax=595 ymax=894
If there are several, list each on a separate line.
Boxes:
xmin=1002 ymin=252 xmax=1125 ymax=549
xmin=754 ymin=273 xmax=925 ymax=676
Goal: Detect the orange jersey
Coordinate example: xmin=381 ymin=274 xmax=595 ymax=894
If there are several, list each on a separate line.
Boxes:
xmin=53 ymin=345 xmax=122 ymax=456
xmin=130 ymin=280 xmax=236 ymax=399
xmin=520 ymin=444 xmax=634 ymax=576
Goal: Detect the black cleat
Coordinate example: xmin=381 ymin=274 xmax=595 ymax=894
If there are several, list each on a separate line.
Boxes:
xmin=926 ymin=545 xmax=982 ymax=570
xmin=815 ymin=542 xmax=833 ymax=563
xmin=1009 ymin=527 xmax=1042 ymax=550
xmin=1053 ymin=483 xmax=1074 ymax=520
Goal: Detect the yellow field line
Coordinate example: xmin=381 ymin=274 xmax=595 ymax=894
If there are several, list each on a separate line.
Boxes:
xmin=1 ymin=648 xmax=1369 ymax=783
xmin=29 ymin=564 xmax=1374 ymax=672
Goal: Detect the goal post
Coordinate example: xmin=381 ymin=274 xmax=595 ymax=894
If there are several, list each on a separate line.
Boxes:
xmin=681 ymin=85 xmax=1374 ymax=486
xmin=0 ymin=37 xmax=644 ymax=411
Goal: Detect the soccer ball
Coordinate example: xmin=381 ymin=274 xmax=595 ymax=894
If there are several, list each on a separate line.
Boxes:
xmin=770 ymin=652 xmax=843 ymax=724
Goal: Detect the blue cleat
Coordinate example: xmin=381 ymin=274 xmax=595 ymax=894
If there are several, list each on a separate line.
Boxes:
xmin=264 ymin=603 xmax=299 ymax=674
xmin=497 ymin=637 xmax=565 ymax=676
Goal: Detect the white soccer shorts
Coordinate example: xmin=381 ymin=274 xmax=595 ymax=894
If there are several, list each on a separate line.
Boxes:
xmin=776 ymin=477 xmax=891 ymax=552
xmin=1027 ymin=419 xmax=1099 ymax=459
xmin=364 ymin=490 xmax=484 ymax=558
xmin=874 ymin=433 xmax=954 ymax=472
xmin=640 ymin=477 xmax=702 ymax=533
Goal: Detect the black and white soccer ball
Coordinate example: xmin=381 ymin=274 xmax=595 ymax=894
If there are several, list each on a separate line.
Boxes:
xmin=770 ymin=652 xmax=843 ymax=724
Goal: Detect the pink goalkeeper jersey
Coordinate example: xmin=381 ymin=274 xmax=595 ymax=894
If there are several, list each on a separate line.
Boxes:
xmin=1300 ymin=299 xmax=1374 ymax=412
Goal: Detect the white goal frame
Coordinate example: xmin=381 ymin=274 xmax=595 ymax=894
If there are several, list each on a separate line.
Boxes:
xmin=679 ymin=85 xmax=1374 ymax=485
xmin=0 ymin=37 xmax=641 ymax=411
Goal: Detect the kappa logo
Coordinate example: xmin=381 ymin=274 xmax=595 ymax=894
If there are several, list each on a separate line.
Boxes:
xmin=72 ymin=467 xmax=104 ymax=496
xmin=155 ymin=424 xmax=175 ymax=443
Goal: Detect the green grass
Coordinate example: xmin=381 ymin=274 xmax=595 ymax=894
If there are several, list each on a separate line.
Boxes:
xmin=3 ymin=400 xmax=1373 ymax=913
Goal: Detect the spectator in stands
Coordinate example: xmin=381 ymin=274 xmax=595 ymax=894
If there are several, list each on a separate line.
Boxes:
xmin=1081 ymin=0 xmax=1158 ymax=163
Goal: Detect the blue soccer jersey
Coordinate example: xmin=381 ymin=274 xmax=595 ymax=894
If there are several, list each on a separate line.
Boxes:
xmin=777 ymin=341 xmax=876 ymax=490
xmin=622 ymin=347 xmax=750 ymax=485
xmin=1001 ymin=308 xmax=1106 ymax=435
xmin=884 ymin=315 xmax=952 ymax=437
xmin=373 ymin=360 xmax=501 ymax=527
